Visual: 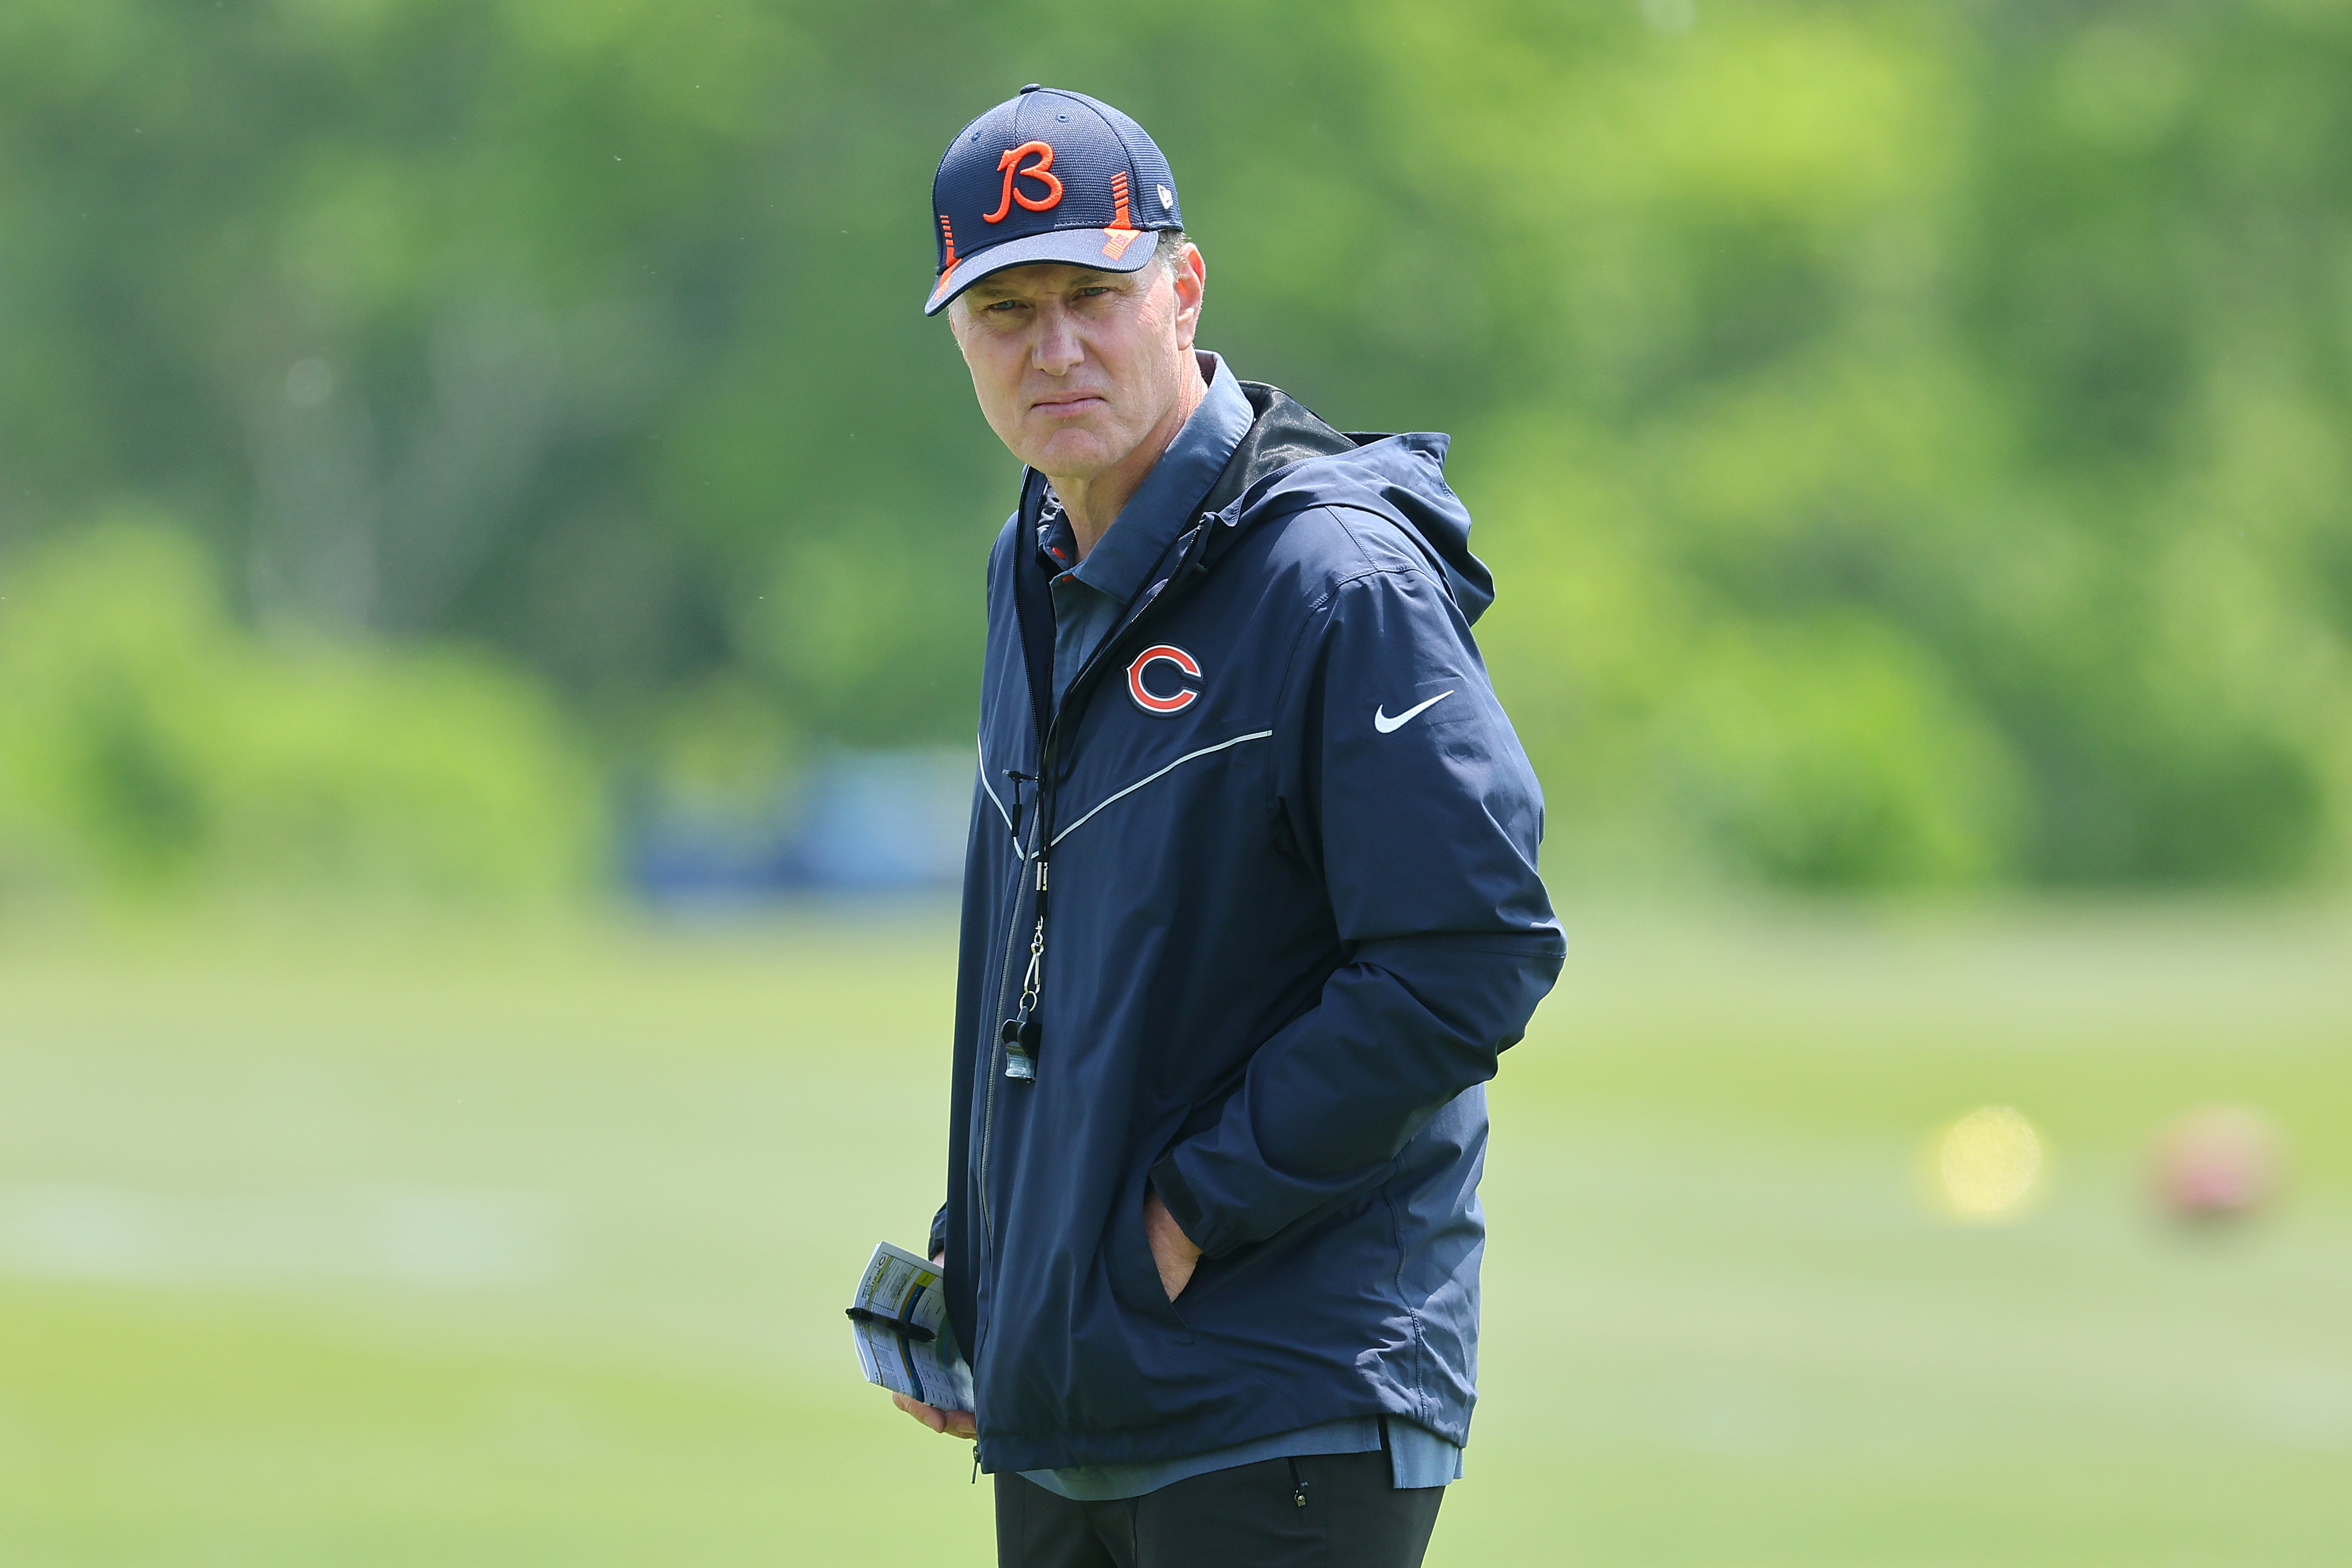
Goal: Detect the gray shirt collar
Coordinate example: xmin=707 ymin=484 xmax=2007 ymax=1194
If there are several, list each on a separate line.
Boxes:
xmin=1037 ymin=351 xmax=1252 ymax=606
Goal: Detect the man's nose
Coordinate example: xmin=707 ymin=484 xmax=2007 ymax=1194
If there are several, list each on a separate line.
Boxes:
xmin=1032 ymin=304 xmax=1083 ymax=377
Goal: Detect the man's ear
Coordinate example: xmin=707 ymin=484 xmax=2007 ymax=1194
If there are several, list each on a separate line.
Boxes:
xmin=1170 ymin=243 xmax=1206 ymax=348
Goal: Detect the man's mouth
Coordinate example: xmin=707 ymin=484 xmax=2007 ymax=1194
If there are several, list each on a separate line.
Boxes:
xmin=1031 ymin=392 xmax=1107 ymax=417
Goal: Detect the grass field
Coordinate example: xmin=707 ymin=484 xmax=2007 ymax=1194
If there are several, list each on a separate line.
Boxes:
xmin=2 ymin=901 xmax=2348 ymax=1565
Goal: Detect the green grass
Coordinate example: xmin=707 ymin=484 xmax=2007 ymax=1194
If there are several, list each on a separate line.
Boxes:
xmin=1 ymin=901 xmax=2347 ymax=1565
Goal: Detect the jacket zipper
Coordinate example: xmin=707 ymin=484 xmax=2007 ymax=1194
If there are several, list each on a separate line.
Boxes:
xmin=978 ymin=478 xmax=1060 ymax=1251
xmin=975 ymin=831 xmax=1033 ymax=1244
xmin=977 ymin=762 xmax=1048 ymax=1249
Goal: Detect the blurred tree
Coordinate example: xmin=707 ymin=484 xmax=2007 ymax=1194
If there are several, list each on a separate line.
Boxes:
xmin=0 ymin=522 xmax=600 ymax=901
xmin=0 ymin=0 xmax=2346 ymax=892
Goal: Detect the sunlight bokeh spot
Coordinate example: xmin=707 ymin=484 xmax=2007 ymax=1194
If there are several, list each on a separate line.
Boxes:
xmin=1934 ymin=1106 xmax=2046 ymax=1224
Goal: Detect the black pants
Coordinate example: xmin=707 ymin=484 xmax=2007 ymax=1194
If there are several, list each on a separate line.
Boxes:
xmin=993 ymin=1449 xmax=1445 ymax=1568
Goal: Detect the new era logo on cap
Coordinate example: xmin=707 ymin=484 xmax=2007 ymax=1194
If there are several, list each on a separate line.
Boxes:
xmin=925 ymin=85 xmax=1185 ymax=316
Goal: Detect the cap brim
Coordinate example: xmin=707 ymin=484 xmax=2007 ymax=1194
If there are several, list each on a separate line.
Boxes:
xmin=922 ymin=227 xmax=1161 ymax=316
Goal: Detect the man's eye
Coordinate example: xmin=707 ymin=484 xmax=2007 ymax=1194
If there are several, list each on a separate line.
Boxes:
xmin=985 ymin=299 xmax=1023 ymax=313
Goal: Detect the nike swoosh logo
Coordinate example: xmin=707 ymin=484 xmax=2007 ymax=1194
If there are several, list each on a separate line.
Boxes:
xmin=1374 ymin=691 xmax=1455 ymax=733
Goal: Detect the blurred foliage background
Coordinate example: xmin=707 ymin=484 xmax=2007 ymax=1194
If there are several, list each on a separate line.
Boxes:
xmin=5 ymin=0 xmax=2352 ymax=901
xmin=6 ymin=10 xmax=2351 ymax=1565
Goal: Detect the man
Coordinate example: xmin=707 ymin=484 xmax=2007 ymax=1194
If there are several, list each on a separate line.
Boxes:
xmin=893 ymin=85 xmax=1562 ymax=1567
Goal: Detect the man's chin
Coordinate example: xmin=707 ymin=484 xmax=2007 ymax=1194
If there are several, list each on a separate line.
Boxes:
xmin=1020 ymin=425 xmax=1125 ymax=477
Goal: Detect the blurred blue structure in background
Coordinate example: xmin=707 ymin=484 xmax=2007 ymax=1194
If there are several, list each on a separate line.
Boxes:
xmin=628 ymin=749 xmax=972 ymax=900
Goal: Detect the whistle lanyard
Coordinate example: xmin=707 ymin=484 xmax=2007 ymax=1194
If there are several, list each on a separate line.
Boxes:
xmin=998 ymin=855 xmax=1047 ymax=1080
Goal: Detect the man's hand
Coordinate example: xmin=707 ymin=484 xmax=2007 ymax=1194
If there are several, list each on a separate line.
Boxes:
xmin=1144 ymin=1187 xmax=1201 ymax=1301
xmin=889 ymin=1251 xmax=975 ymax=1440
xmin=892 ymin=1391 xmax=976 ymax=1439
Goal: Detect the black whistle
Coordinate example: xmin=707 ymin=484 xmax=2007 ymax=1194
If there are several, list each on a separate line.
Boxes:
xmin=999 ymin=1015 xmax=1041 ymax=1079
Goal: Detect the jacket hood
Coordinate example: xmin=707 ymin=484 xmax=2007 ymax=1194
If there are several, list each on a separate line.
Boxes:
xmin=1205 ymin=383 xmax=1496 ymax=625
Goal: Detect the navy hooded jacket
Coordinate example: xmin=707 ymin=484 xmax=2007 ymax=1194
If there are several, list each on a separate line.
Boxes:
xmin=938 ymin=381 xmax=1563 ymax=1475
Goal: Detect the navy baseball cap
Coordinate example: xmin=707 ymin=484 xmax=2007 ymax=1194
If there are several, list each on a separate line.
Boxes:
xmin=924 ymin=85 xmax=1185 ymax=316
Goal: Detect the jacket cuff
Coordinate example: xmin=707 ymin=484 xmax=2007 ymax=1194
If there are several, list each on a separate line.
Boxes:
xmin=927 ymin=1202 xmax=950 ymax=1262
xmin=1148 ymin=1157 xmax=1224 ymax=1260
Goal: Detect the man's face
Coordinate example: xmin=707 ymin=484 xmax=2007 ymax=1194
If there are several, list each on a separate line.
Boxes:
xmin=946 ymin=248 xmax=1205 ymax=480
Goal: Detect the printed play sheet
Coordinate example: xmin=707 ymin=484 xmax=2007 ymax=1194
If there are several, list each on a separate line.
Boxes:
xmin=846 ymin=1240 xmax=973 ymax=1413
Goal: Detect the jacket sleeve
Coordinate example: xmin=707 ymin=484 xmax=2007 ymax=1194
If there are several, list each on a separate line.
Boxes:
xmin=1149 ymin=553 xmax=1563 ymax=1259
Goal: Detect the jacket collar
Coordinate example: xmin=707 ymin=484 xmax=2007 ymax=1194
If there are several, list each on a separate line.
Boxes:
xmin=1004 ymin=371 xmax=1371 ymax=750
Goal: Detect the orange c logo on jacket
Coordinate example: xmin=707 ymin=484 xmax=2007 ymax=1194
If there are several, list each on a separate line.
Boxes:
xmin=1128 ymin=645 xmax=1201 ymax=715
xmin=985 ymin=141 xmax=1063 ymax=224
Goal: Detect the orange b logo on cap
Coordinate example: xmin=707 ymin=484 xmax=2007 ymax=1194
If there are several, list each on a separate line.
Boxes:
xmin=985 ymin=141 xmax=1063 ymax=223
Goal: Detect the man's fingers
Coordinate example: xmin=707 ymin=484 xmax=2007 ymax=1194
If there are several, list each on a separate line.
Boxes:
xmin=891 ymin=1393 xmax=945 ymax=1431
xmin=891 ymin=1391 xmax=976 ymax=1438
